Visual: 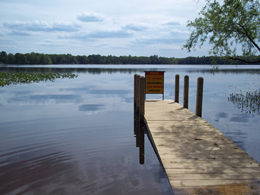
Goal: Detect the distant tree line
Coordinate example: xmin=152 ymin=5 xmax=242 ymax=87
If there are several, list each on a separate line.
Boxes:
xmin=0 ymin=51 xmax=259 ymax=65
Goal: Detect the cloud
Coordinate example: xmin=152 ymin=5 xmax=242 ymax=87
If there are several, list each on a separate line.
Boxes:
xmin=37 ymin=39 xmax=65 ymax=46
xmin=9 ymin=30 xmax=32 ymax=36
xmin=3 ymin=21 xmax=81 ymax=33
xmin=88 ymin=29 xmax=133 ymax=38
xmin=0 ymin=0 xmax=210 ymax=57
xmin=77 ymin=12 xmax=104 ymax=22
xmin=121 ymin=23 xmax=149 ymax=31
xmin=162 ymin=19 xmax=181 ymax=26
xmin=135 ymin=37 xmax=185 ymax=45
xmin=60 ymin=29 xmax=133 ymax=40
xmin=170 ymin=29 xmax=190 ymax=35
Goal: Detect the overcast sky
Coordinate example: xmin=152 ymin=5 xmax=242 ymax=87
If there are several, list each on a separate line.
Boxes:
xmin=0 ymin=0 xmax=209 ymax=57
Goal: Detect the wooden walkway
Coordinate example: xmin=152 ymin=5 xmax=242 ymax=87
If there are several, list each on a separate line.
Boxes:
xmin=144 ymin=100 xmax=260 ymax=195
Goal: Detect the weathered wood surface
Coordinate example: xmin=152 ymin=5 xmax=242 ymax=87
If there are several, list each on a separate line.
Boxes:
xmin=144 ymin=100 xmax=260 ymax=195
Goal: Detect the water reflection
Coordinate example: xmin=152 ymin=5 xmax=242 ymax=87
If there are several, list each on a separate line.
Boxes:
xmin=225 ymin=130 xmax=248 ymax=150
xmin=214 ymin=112 xmax=228 ymax=122
xmin=79 ymin=104 xmax=105 ymax=112
xmin=1 ymin=65 xmax=259 ymax=195
xmin=0 ymin=152 xmax=75 ymax=194
xmin=1 ymin=65 xmax=260 ymax=75
xmin=8 ymin=94 xmax=82 ymax=104
xmin=230 ymin=113 xmax=251 ymax=123
xmin=0 ymin=66 xmax=154 ymax=75
xmin=60 ymin=87 xmax=132 ymax=95
xmin=192 ymin=68 xmax=260 ymax=75
xmin=0 ymin=111 xmax=174 ymax=195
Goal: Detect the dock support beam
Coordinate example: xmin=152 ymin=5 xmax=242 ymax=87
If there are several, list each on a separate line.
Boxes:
xmin=196 ymin=77 xmax=204 ymax=117
xmin=183 ymin=75 xmax=189 ymax=108
xmin=175 ymin=74 xmax=179 ymax=103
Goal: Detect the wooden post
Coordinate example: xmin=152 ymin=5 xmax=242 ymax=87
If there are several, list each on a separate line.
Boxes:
xmin=134 ymin=74 xmax=138 ymax=109
xmin=140 ymin=76 xmax=145 ymax=118
xmin=136 ymin=75 xmax=140 ymax=115
xmin=183 ymin=75 xmax=189 ymax=108
xmin=175 ymin=74 xmax=179 ymax=103
xmin=196 ymin=77 xmax=204 ymax=117
xmin=134 ymin=75 xmax=140 ymax=145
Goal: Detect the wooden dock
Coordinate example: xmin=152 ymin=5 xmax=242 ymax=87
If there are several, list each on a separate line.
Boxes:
xmin=144 ymin=100 xmax=260 ymax=195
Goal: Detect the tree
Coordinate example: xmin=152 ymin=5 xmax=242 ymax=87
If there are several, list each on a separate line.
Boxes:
xmin=183 ymin=0 xmax=260 ymax=63
xmin=14 ymin=53 xmax=28 ymax=64
xmin=25 ymin=52 xmax=39 ymax=64
xmin=150 ymin=55 xmax=159 ymax=64
xmin=39 ymin=54 xmax=52 ymax=64
xmin=76 ymin=55 xmax=89 ymax=64
xmin=5 ymin=53 xmax=14 ymax=64
xmin=0 ymin=51 xmax=7 ymax=64
xmin=0 ymin=51 xmax=7 ymax=56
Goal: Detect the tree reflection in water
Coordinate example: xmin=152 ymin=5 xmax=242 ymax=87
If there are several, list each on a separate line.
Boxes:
xmin=0 ymin=72 xmax=78 ymax=87
xmin=228 ymin=90 xmax=260 ymax=115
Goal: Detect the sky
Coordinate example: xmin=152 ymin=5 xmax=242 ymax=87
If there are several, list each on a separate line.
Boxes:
xmin=0 ymin=0 xmax=210 ymax=58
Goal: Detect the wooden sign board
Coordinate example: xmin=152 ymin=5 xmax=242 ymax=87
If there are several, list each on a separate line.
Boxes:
xmin=145 ymin=71 xmax=165 ymax=95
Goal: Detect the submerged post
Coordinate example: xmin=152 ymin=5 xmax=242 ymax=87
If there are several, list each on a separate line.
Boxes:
xmin=140 ymin=76 xmax=145 ymax=119
xmin=196 ymin=77 xmax=204 ymax=117
xmin=139 ymin=124 xmax=145 ymax=164
xmin=175 ymin=74 xmax=179 ymax=103
xmin=183 ymin=75 xmax=189 ymax=108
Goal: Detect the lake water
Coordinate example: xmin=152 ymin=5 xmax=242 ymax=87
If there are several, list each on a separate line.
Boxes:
xmin=0 ymin=65 xmax=259 ymax=195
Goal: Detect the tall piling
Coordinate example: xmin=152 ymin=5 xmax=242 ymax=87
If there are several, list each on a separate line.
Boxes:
xmin=175 ymin=74 xmax=179 ymax=103
xmin=196 ymin=77 xmax=204 ymax=117
xmin=183 ymin=75 xmax=189 ymax=108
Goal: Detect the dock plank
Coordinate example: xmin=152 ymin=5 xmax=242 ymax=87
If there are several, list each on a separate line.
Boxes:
xmin=144 ymin=100 xmax=260 ymax=195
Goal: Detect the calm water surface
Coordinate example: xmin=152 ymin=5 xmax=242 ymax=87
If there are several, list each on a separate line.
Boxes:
xmin=0 ymin=65 xmax=259 ymax=195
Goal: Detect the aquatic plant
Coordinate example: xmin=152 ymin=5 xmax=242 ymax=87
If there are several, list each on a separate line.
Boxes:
xmin=228 ymin=90 xmax=260 ymax=114
xmin=0 ymin=72 xmax=78 ymax=87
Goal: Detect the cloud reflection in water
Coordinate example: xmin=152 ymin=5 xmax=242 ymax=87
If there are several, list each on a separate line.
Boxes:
xmin=79 ymin=104 xmax=105 ymax=112
xmin=7 ymin=94 xmax=83 ymax=104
